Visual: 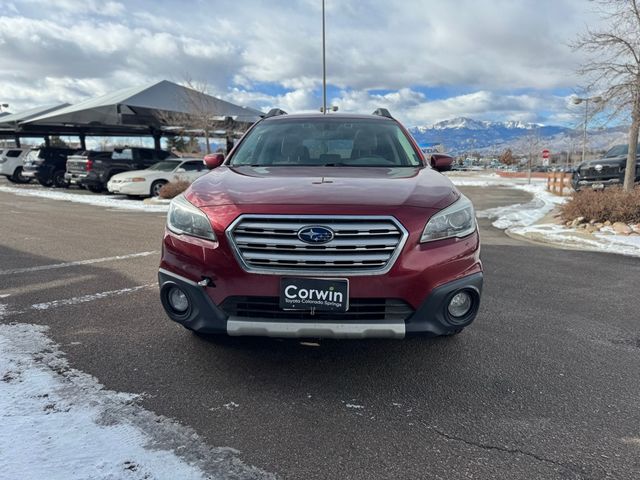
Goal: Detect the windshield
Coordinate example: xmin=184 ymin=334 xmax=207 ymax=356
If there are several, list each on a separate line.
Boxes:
xmin=147 ymin=160 xmax=181 ymax=171
xmin=604 ymin=145 xmax=628 ymax=157
xmin=230 ymin=118 xmax=423 ymax=167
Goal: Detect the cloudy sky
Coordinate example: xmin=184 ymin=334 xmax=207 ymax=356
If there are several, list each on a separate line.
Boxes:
xmin=0 ymin=0 xmax=603 ymax=127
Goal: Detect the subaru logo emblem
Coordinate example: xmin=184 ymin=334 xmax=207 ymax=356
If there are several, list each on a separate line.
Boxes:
xmin=297 ymin=226 xmax=335 ymax=244
xmin=594 ymin=164 xmax=603 ymax=171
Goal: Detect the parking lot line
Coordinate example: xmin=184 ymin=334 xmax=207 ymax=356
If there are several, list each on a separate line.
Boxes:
xmin=0 ymin=251 xmax=159 ymax=276
xmin=30 ymin=284 xmax=156 ymax=311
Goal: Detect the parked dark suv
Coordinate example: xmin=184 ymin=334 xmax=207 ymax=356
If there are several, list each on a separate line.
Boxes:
xmin=65 ymin=147 xmax=175 ymax=192
xmin=572 ymin=144 xmax=640 ymax=190
xmin=22 ymin=147 xmax=80 ymax=187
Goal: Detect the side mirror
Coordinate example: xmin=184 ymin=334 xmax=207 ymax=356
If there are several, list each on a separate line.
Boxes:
xmin=203 ymin=153 xmax=225 ymax=170
xmin=430 ymin=154 xmax=454 ymax=172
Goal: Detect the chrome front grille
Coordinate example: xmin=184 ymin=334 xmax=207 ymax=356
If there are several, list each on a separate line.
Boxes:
xmin=226 ymin=215 xmax=408 ymax=275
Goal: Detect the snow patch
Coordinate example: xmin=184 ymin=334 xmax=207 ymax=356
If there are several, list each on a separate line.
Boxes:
xmin=0 ymin=186 xmax=169 ymax=212
xmin=0 ymin=323 xmax=274 ymax=480
xmin=477 ymin=183 xmax=567 ymax=229
xmin=511 ymin=224 xmax=640 ymax=257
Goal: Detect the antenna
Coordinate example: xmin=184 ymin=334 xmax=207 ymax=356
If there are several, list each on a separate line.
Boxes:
xmin=322 ymin=0 xmax=327 ymax=115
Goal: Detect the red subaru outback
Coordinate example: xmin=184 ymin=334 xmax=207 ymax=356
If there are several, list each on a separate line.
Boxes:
xmin=158 ymin=109 xmax=482 ymax=339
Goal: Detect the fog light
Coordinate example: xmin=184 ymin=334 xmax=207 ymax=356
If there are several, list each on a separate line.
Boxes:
xmin=448 ymin=291 xmax=472 ymax=318
xmin=168 ymin=286 xmax=189 ymax=313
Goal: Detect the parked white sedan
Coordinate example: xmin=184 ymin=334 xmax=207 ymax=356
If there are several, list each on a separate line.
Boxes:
xmin=107 ymin=158 xmax=207 ymax=197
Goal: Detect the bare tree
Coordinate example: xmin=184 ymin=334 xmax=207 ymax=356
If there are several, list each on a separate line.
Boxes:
xmin=154 ymin=76 xmax=250 ymax=154
xmin=574 ymin=0 xmax=640 ymax=191
xmin=499 ymin=148 xmax=515 ymax=165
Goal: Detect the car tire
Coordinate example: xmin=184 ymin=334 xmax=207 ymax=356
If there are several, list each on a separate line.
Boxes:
xmin=87 ymin=184 xmax=104 ymax=193
xmin=38 ymin=177 xmax=53 ymax=187
xmin=10 ymin=167 xmax=31 ymax=184
xmin=150 ymin=180 xmax=167 ymax=197
xmin=52 ymin=170 xmax=68 ymax=188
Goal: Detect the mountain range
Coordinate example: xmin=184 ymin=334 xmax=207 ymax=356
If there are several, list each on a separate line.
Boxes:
xmin=409 ymin=117 xmax=628 ymax=156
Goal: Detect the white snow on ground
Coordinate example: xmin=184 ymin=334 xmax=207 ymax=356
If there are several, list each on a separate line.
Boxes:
xmin=0 ymin=186 xmax=169 ymax=212
xmin=445 ymin=172 xmax=545 ymax=188
xmin=510 ymin=224 xmax=640 ymax=258
xmin=0 ymin=323 xmax=274 ymax=480
xmin=475 ymin=182 xmax=567 ymax=229
xmin=448 ymin=174 xmax=640 ymax=258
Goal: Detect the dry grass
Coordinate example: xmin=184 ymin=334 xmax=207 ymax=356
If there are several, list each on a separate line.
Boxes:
xmin=158 ymin=180 xmax=191 ymax=199
xmin=560 ymin=186 xmax=640 ymax=223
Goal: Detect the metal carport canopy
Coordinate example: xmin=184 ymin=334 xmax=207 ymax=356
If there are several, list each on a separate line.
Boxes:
xmin=0 ymin=103 xmax=71 ymax=135
xmin=17 ymin=80 xmax=263 ymax=137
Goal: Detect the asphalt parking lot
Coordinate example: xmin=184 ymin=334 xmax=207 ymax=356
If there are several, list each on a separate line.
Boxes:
xmin=1 ymin=183 xmax=639 ymax=480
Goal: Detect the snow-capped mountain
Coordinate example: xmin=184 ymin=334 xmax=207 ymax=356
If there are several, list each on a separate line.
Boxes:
xmin=409 ymin=117 xmax=627 ymax=155
xmin=413 ymin=117 xmax=540 ymax=132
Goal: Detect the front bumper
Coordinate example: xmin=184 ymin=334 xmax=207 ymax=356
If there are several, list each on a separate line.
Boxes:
xmin=158 ymin=268 xmax=483 ymax=339
xmin=107 ymin=181 xmax=147 ymax=195
xmin=572 ymin=177 xmax=622 ymax=190
xmin=65 ymin=172 xmax=88 ymax=184
xmin=159 ymin=205 xmax=483 ymax=338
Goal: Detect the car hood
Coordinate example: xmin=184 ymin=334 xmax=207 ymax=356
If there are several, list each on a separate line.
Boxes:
xmin=186 ymin=166 xmax=459 ymax=210
xmin=579 ymin=157 xmax=625 ymax=170
xmin=110 ymin=169 xmax=162 ymax=181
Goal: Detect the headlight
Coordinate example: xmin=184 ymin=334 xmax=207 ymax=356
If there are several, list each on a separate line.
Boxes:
xmin=167 ymin=194 xmax=217 ymax=241
xmin=420 ymin=195 xmax=476 ymax=242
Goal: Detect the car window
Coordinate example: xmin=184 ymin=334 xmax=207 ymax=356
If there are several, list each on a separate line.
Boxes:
xmin=27 ymin=150 xmax=41 ymax=161
xmin=112 ymin=149 xmax=133 ymax=160
xmin=231 ymin=118 xmax=422 ymax=167
xmin=6 ymin=150 xmax=22 ymax=157
xmin=180 ymin=161 xmax=204 ymax=172
xmin=139 ymin=150 xmax=154 ymax=161
xmin=604 ymin=145 xmax=628 ymax=157
xmin=148 ymin=160 xmax=180 ymax=171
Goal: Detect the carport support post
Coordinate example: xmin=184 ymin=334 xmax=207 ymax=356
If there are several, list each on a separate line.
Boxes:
xmin=153 ymin=134 xmax=161 ymax=151
xmin=79 ymin=133 xmax=86 ymax=151
xmin=44 ymin=135 xmax=50 ymax=147
xmin=14 ymin=135 xmax=21 ymax=148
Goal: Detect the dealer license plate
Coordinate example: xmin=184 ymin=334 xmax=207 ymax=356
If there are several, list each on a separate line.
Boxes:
xmin=279 ymin=278 xmax=349 ymax=312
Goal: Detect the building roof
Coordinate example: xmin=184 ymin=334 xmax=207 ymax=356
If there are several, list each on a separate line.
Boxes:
xmin=0 ymin=104 xmax=70 ymax=126
xmin=23 ymin=80 xmax=262 ymax=127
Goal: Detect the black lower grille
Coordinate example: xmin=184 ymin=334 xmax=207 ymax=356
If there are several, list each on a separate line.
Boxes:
xmin=220 ymin=296 xmax=414 ymax=322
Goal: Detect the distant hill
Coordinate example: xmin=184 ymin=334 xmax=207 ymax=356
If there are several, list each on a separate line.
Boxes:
xmin=409 ymin=117 xmax=628 ymax=155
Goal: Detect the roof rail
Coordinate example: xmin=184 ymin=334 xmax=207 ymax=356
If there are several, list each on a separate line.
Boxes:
xmin=372 ymin=108 xmax=393 ymax=119
xmin=263 ymin=108 xmax=288 ymax=118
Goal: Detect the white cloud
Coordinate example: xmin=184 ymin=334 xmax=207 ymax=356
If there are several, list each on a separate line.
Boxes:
xmin=0 ymin=0 xmax=604 ymax=126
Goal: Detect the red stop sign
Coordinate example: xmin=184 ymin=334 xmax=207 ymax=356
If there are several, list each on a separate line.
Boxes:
xmin=542 ymin=149 xmax=550 ymax=159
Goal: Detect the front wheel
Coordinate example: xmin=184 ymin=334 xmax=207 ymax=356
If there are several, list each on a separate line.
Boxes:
xmin=9 ymin=167 xmax=31 ymax=184
xmin=150 ymin=180 xmax=167 ymax=197
xmin=52 ymin=170 xmax=68 ymax=188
